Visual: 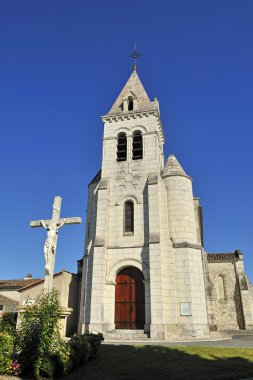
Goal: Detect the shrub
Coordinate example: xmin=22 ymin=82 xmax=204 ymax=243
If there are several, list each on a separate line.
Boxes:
xmin=57 ymin=341 xmax=72 ymax=375
xmin=15 ymin=289 xmax=61 ymax=378
xmin=0 ymin=312 xmax=17 ymax=335
xmin=59 ymin=333 xmax=104 ymax=374
xmin=0 ymin=332 xmax=14 ymax=375
xmin=39 ymin=352 xmax=64 ymax=379
xmin=67 ymin=334 xmax=91 ymax=367
xmin=85 ymin=332 xmax=104 ymax=359
xmin=14 ymin=292 xmax=104 ymax=379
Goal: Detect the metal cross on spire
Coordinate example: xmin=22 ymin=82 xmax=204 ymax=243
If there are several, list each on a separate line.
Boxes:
xmin=128 ymin=43 xmax=142 ymax=71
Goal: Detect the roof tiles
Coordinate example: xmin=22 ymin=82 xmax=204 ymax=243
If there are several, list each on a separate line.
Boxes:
xmin=0 ymin=279 xmax=40 ymax=290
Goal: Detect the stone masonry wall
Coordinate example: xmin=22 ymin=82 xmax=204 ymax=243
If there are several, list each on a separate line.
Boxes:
xmin=208 ymin=261 xmax=244 ymax=330
xmin=249 ymin=282 xmax=253 ymax=320
xmin=0 ymin=290 xmax=21 ymax=302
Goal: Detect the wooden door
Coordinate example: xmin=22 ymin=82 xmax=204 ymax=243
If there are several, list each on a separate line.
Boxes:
xmin=115 ymin=267 xmax=145 ymax=329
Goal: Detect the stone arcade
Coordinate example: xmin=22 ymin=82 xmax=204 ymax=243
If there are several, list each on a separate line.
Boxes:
xmin=77 ymin=67 xmax=253 ymax=340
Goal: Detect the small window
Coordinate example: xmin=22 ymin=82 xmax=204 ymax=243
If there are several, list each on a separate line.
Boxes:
xmin=128 ymin=96 xmax=134 ymax=111
xmin=0 ymin=305 xmax=3 ymax=311
xmin=124 ymin=200 xmax=134 ymax=234
xmin=117 ymin=132 xmax=127 ymax=162
xmin=132 ymin=130 xmax=143 ymax=160
xmin=217 ymin=275 xmax=226 ymax=300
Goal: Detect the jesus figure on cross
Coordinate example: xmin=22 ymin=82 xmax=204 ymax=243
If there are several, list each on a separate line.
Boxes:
xmin=41 ymin=219 xmax=66 ymax=275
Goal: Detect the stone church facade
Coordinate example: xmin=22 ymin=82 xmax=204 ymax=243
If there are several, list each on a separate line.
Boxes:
xmin=78 ymin=68 xmax=253 ymax=340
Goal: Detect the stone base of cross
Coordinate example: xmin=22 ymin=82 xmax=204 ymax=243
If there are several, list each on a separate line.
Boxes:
xmin=30 ymin=196 xmax=82 ymax=293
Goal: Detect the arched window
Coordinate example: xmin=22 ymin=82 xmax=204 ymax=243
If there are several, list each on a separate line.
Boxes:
xmin=124 ymin=200 xmax=134 ymax=234
xmin=132 ymin=130 xmax=143 ymax=160
xmin=128 ymin=96 xmax=134 ymax=111
xmin=117 ymin=132 xmax=127 ymax=162
xmin=217 ymin=275 xmax=226 ymax=300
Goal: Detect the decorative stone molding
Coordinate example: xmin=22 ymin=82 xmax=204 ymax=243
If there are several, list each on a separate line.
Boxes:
xmin=147 ymin=174 xmax=158 ymax=185
xmin=106 ymin=258 xmax=150 ymax=284
xmin=114 ymin=126 xmax=130 ymax=134
xmin=107 ymin=243 xmax=148 ymax=249
xmin=101 ymin=109 xmax=164 ymax=143
xmin=106 ymin=280 xmax=117 ymax=286
xmin=103 ymin=131 xmax=159 ymax=142
xmin=173 ymin=241 xmax=202 ymax=250
xmin=115 ymin=163 xmax=141 ymax=191
xmin=129 ymin=124 xmax=147 ymax=133
xmin=98 ymin=179 xmax=108 ymax=190
xmin=149 ymin=234 xmax=160 ymax=244
xmin=94 ymin=237 xmax=104 ymax=247
xmin=162 ymin=172 xmax=192 ymax=181
xmin=115 ymin=194 xmax=141 ymax=206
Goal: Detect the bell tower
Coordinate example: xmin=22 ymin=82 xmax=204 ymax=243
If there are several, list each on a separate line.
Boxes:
xmin=101 ymin=67 xmax=165 ymax=179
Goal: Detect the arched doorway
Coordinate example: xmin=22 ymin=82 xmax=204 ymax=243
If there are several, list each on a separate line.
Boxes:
xmin=115 ymin=266 xmax=145 ymax=329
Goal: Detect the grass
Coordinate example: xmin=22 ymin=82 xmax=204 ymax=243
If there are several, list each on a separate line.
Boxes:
xmin=64 ymin=344 xmax=253 ymax=380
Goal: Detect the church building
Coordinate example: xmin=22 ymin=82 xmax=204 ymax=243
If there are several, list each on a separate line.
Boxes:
xmin=78 ymin=67 xmax=253 ymax=340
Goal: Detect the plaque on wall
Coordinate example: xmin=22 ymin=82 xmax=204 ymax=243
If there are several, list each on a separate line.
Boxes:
xmin=180 ymin=302 xmax=191 ymax=316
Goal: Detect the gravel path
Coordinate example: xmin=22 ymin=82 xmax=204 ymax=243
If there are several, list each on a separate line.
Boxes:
xmin=103 ymin=334 xmax=253 ymax=348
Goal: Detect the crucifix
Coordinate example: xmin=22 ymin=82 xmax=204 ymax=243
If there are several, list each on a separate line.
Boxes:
xmin=30 ymin=196 xmax=82 ymax=293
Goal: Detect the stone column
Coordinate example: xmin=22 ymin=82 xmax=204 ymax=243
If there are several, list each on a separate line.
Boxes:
xmin=78 ymin=255 xmax=88 ymax=334
xmin=88 ymin=179 xmax=109 ymax=333
xmin=147 ymin=174 xmax=165 ymax=340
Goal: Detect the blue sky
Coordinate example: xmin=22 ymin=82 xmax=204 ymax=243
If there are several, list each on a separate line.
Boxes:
xmin=0 ymin=0 xmax=252 ymax=281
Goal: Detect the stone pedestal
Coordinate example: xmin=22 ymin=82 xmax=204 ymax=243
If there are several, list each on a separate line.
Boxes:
xmin=17 ymin=306 xmax=73 ymax=338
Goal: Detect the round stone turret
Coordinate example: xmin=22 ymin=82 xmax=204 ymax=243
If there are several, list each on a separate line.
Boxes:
xmin=162 ymin=154 xmax=190 ymax=178
xmin=162 ymin=155 xmax=198 ymax=245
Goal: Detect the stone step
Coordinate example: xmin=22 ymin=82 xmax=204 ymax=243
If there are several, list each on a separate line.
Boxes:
xmin=104 ymin=329 xmax=149 ymax=341
xmin=225 ymin=329 xmax=253 ymax=336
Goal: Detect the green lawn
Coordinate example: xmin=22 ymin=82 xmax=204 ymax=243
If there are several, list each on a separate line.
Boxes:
xmin=64 ymin=344 xmax=253 ymax=380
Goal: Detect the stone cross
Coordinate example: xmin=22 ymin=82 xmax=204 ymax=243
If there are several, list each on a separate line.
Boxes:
xmin=30 ymin=196 xmax=82 ymax=293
